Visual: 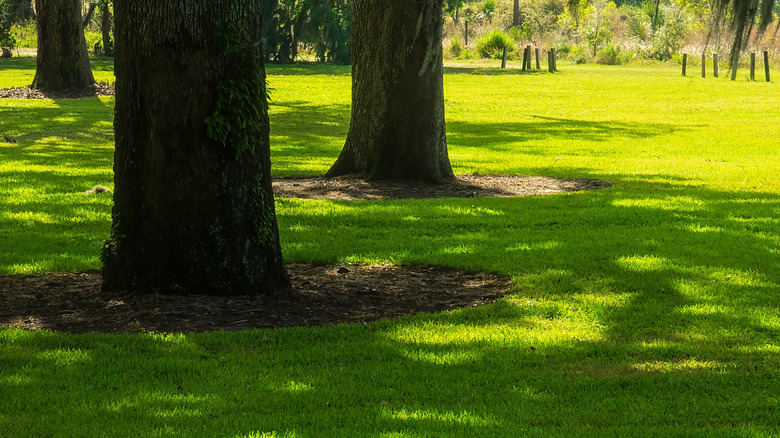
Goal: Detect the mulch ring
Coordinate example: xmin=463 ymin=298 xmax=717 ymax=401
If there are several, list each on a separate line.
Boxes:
xmin=0 ymin=82 xmax=115 ymax=99
xmin=0 ymin=263 xmax=512 ymax=334
xmin=273 ymin=174 xmax=612 ymax=200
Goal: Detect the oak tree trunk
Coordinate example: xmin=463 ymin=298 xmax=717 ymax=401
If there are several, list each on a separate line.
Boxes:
xmin=100 ymin=4 xmax=113 ymax=57
xmin=31 ymin=0 xmax=95 ymax=90
xmin=103 ymin=0 xmax=289 ymax=295
xmin=325 ymin=0 xmax=454 ymax=182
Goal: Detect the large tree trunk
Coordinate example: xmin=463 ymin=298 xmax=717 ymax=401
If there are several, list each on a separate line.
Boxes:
xmin=325 ymin=0 xmax=454 ymax=182
xmin=103 ymin=0 xmax=289 ymax=295
xmin=31 ymin=0 xmax=95 ymax=90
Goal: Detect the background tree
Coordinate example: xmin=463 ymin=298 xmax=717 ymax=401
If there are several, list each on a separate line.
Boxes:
xmin=31 ymin=0 xmax=95 ymax=90
xmin=260 ymin=0 xmax=352 ymax=64
xmin=104 ymin=0 xmax=289 ymax=295
xmin=98 ymin=1 xmax=113 ymax=56
xmin=712 ymin=0 xmax=776 ymax=75
xmin=326 ymin=0 xmax=454 ymax=182
xmin=0 ymin=0 xmax=15 ymax=58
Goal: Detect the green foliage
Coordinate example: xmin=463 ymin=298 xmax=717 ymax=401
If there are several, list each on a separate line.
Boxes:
xmin=444 ymin=0 xmax=466 ymax=20
xmin=476 ymin=30 xmax=515 ymax=58
xmin=567 ymin=43 xmax=591 ymax=62
xmin=480 ymin=0 xmax=496 ymax=22
xmin=508 ymin=23 xmax=532 ymax=41
xmin=515 ymin=0 xmax=567 ymax=42
xmin=647 ymin=4 xmax=688 ymax=60
xmin=595 ymin=42 xmax=623 ymax=63
xmin=304 ymin=0 xmax=352 ymax=63
xmin=627 ymin=14 xmax=651 ymax=42
xmin=261 ymin=0 xmax=352 ymax=64
xmin=9 ymin=20 xmax=33 ymax=48
xmin=1 ymin=0 xmax=32 ymax=23
xmin=205 ymin=25 xmax=269 ymax=160
xmin=448 ymin=38 xmax=474 ymax=59
xmin=0 ymin=0 xmax=16 ymax=53
xmin=557 ymin=41 xmax=572 ymax=55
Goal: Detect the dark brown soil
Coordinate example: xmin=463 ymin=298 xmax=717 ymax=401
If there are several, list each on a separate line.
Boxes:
xmin=1 ymin=162 xmax=611 ymax=334
xmin=0 ymin=263 xmax=512 ymax=334
xmin=0 ymin=82 xmax=115 ymax=99
xmin=273 ymin=174 xmax=612 ymax=200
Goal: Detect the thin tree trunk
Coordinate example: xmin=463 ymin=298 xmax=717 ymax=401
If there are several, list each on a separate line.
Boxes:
xmin=82 ymin=3 xmax=96 ymax=27
xmin=513 ymin=0 xmax=520 ymax=27
xmin=101 ymin=4 xmax=113 ymax=56
xmin=32 ymin=0 xmax=95 ymax=90
xmin=325 ymin=0 xmax=453 ymax=182
xmin=104 ymin=0 xmax=288 ymax=295
xmin=652 ymin=0 xmax=661 ymax=32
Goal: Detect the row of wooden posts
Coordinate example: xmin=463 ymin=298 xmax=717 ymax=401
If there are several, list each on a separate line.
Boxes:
xmin=682 ymin=51 xmax=771 ymax=82
xmin=501 ymin=45 xmax=558 ymax=73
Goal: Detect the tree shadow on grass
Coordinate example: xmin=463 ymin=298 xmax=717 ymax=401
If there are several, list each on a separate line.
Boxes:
xmin=447 ymin=115 xmax=681 ymax=153
xmin=444 ymin=65 xmax=550 ymax=76
xmin=2 ymin=82 xmax=780 ymax=435
xmin=0 ymin=98 xmax=114 ymax=274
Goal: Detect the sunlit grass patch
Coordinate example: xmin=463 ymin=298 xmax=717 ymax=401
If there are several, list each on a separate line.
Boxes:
xmin=2 ymin=59 xmax=780 ymax=436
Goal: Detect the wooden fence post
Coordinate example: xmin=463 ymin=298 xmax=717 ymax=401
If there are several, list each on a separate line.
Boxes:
xmin=714 ymin=54 xmax=718 ymax=78
xmin=552 ymin=48 xmax=557 ymax=72
xmin=501 ymin=46 xmax=507 ymax=69
xmin=750 ymin=52 xmax=755 ymax=81
xmin=522 ymin=46 xmax=528 ymax=71
xmin=702 ymin=53 xmax=706 ymax=78
xmin=547 ymin=50 xmax=552 ymax=72
xmin=535 ymin=47 xmax=540 ymax=69
xmin=682 ymin=54 xmax=687 ymax=76
xmin=764 ymin=51 xmax=770 ymax=82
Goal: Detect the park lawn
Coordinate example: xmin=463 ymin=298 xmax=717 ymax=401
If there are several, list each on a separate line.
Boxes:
xmin=1 ymin=57 xmax=780 ymax=436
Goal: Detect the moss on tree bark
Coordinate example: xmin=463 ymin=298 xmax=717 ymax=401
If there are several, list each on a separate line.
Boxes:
xmin=103 ymin=0 xmax=288 ymax=295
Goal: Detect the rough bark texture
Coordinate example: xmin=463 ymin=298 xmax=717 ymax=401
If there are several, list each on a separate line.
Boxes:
xmin=31 ymin=0 xmax=95 ymax=90
xmin=104 ymin=0 xmax=289 ymax=295
xmin=100 ymin=4 xmax=114 ymax=57
xmin=325 ymin=0 xmax=454 ymax=183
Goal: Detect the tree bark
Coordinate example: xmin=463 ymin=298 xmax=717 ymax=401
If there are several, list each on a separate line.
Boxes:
xmin=325 ymin=0 xmax=454 ymax=182
xmin=104 ymin=0 xmax=289 ymax=295
xmin=513 ymin=0 xmax=520 ymax=27
xmin=100 ymin=4 xmax=113 ymax=57
xmin=31 ymin=0 xmax=95 ymax=90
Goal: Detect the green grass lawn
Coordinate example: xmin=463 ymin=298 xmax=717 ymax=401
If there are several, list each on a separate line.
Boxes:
xmin=2 ymin=57 xmax=780 ymax=436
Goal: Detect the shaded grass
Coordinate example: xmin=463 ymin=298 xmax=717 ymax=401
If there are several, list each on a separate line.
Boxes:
xmin=1 ymin=59 xmax=780 ymax=436
xmin=0 ymin=56 xmax=116 ymax=88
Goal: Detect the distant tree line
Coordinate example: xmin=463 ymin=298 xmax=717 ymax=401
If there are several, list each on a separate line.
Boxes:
xmin=260 ymin=0 xmax=352 ymax=64
xmin=0 ymin=0 xmax=353 ymax=64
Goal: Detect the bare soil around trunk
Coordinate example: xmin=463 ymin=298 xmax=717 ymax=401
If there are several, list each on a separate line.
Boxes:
xmin=273 ymin=174 xmax=612 ymax=200
xmin=2 ymin=169 xmax=612 ymax=334
xmin=1 ymin=263 xmax=512 ymax=334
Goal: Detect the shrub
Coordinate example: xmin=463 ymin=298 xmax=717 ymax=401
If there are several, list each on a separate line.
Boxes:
xmin=449 ymin=38 xmax=463 ymax=58
xmin=10 ymin=20 xmax=35 ymax=48
xmin=557 ymin=42 xmax=572 ymax=56
xmin=647 ymin=4 xmax=688 ymax=61
xmin=0 ymin=1 xmax=15 ymax=56
xmin=476 ymin=30 xmax=515 ymax=59
xmin=596 ymin=44 xmax=623 ymax=65
xmin=568 ymin=45 xmax=590 ymax=64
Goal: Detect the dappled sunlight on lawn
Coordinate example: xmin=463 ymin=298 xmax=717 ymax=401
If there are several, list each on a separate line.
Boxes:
xmin=2 ymin=60 xmax=780 ymax=435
